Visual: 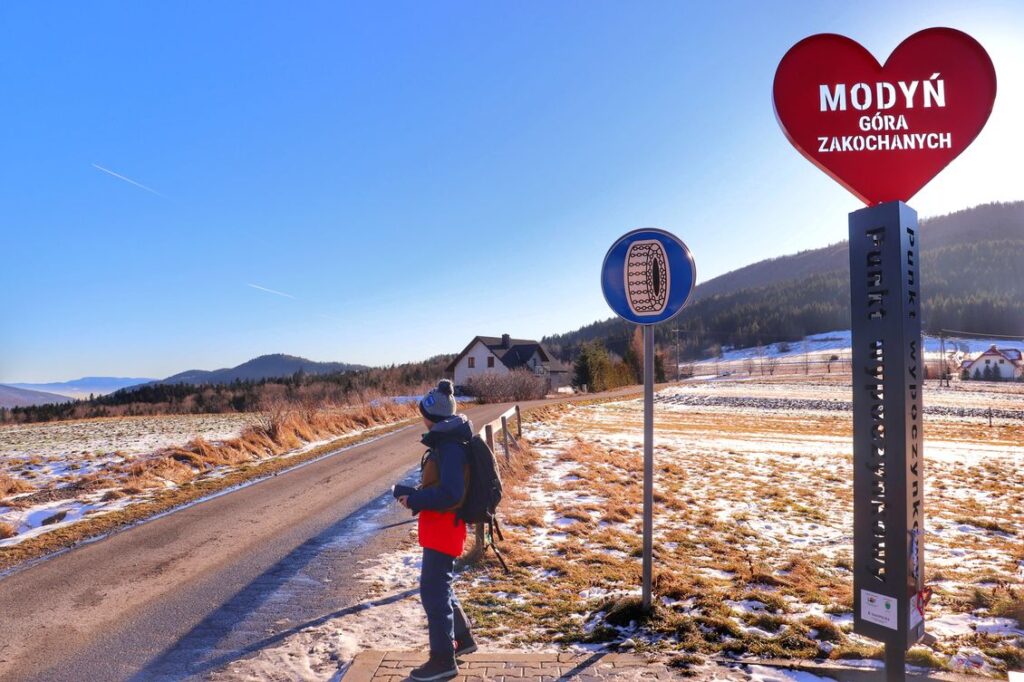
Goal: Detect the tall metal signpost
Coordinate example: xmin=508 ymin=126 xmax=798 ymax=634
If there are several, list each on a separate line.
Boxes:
xmin=601 ymin=228 xmax=696 ymax=612
xmin=773 ymin=28 xmax=996 ymax=680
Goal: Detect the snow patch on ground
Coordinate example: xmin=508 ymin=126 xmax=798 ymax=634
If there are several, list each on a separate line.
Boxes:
xmin=207 ymin=378 xmax=1021 ymax=677
xmin=695 ymin=329 xmax=1018 ymax=366
xmin=209 ymin=546 xmax=429 ymax=682
xmin=493 ymin=381 xmax=1024 ymax=669
xmin=0 ymin=422 xmax=390 ymax=549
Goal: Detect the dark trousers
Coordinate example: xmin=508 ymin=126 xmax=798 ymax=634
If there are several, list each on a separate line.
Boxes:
xmin=420 ymin=547 xmax=471 ymax=659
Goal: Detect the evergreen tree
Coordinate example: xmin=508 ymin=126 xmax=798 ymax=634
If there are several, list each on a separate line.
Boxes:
xmin=622 ymin=336 xmax=641 ymax=384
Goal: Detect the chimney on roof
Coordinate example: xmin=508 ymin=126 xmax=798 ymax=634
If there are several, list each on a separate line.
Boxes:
xmin=501 ymin=334 xmax=511 ymax=348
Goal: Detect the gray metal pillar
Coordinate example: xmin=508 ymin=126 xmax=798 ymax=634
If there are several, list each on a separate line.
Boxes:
xmin=642 ymin=325 xmax=655 ymax=612
xmin=848 ymin=201 xmax=926 ymax=682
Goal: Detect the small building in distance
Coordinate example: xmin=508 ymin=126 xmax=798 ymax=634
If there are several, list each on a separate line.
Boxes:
xmin=447 ymin=334 xmax=570 ymax=392
xmin=961 ymin=345 xmax=1024 ymax=381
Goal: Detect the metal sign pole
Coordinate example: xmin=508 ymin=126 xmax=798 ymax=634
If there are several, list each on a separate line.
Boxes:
xmin=772 ymin=29 xmax=995 ymax=682
xmin=600 ymin=227 xmax=695 ymax=616
xmin=849 ymin=201 xmax=925 ymax=682
xmin=642 ymin=324 xmax=655 ymax=612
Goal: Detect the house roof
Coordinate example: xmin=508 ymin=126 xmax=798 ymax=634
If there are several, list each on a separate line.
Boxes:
xmin=445 ymin=335 xmax=560 ymax=373
xmin=963 ymin=345 xmax=1024 ymax=368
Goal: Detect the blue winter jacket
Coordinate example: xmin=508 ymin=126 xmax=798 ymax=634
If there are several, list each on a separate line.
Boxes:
xmin=406 ymin=414 xmax=473 ymax=512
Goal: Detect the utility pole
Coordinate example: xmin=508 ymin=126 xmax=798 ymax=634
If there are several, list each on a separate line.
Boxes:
xmin=939 ymin=333 xmax=949 ymax=387
xmin=674 ymin=327 xmax=681 ymax=382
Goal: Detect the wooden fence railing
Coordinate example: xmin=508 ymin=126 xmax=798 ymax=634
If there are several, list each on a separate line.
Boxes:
xmin=480 ymin=404 xmax=522 ymax=461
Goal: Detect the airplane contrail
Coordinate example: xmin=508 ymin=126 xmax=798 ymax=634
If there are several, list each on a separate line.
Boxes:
xmin=92 ymin=163 xmax=163 ymax=196
xmin=247 ymin=283 xmax=296 ymax=299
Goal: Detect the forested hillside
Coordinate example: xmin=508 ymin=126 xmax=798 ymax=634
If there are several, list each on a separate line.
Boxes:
xmin=2 ymin=355 xmax=454 ymax=424
xmin=545 ymin=201 xmax=1024 ymax=362
xmin=160 ymin=354 xmax=367 ymax=385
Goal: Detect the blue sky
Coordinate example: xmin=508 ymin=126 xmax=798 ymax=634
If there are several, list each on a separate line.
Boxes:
xmin=2 ymin=1 xmax=1022 ymax=382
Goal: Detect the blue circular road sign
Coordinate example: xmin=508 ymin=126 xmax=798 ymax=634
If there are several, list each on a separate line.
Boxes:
xmin=601 ymin=228 xmax=696 ymax=325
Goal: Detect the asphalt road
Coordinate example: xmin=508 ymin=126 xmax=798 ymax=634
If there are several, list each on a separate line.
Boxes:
xmin=0 ymin=402 xmax=524 ymax=682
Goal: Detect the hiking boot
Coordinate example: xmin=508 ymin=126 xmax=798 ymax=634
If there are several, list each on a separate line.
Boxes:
xmin=454 ymin=633 xmax=478 ymax=657
xmin=410 ymin=657 xmax=458 ymax=681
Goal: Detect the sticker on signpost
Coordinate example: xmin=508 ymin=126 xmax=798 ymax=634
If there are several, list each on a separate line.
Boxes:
xmin=602 ymin=228 xmax=695 ymax=326
xmin=861 ymin=589 xmax=898 ymax=630
xmin=909 ymin=603 xmax=923 ymax=630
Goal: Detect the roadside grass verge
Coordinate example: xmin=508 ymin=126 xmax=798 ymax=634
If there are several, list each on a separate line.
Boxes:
xmin=459 ymin=390 xmax=1024 ymax=676
xmin=0 ymin=403 xmax=418 ymax=572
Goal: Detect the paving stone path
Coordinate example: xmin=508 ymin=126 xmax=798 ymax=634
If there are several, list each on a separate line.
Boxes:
xmin=343 ymin=650 xmax=986 ymax=681
xmin=344 ymin=651 xmax=678 ymax=681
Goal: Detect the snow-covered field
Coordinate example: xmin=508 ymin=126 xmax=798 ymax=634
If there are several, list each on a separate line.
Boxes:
xmin=212 ymin=379 xmax=1023 ymax=679
xmin=463 ymin=382 xmax=1021 ymax=676
xmin=0 ymin=413 xmax=257 ymax=461
xmin=0 ymin=414 xmax=256 ymax=544
xmin=709 ymin=330 xmax=1019 ymax=364
xmin=689 ymin=329 xmax=1023 ymax=379
xmin=0 ymin=409 xmax=404 ymax=551
xmin=713 ymin=331 xmax=856 ymax=364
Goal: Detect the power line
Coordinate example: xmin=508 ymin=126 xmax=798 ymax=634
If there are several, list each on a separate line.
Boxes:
xmin=940 ymin=328 xmax=1024 ymax=341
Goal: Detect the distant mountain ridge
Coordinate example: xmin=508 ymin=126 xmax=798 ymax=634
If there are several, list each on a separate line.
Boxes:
xmin=693 ymin=201 xmax=1024 ymax=301
xmin=160 ymin=354 xmax=367 ymax=385
xmin=0 ymin=385 xmax=74 ymax=409
xmin=9 ymin=377 xmax=153 ymax=399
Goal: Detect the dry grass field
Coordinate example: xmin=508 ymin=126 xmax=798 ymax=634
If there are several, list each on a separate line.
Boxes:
xmin=193 ymin=381 xmax=1022 ymax=681
xmin=0 ymin=403 xmax=418 ymax=565
xmin=462 ymin=380 xmax=1024 ymax=677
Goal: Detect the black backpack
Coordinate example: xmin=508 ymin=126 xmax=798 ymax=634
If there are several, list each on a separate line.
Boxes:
xmin=457 ymin=434 xmax=509 ymax=571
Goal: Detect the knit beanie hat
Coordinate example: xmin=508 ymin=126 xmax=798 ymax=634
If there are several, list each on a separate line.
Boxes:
xmin=420 ymin=379 xmax=457 ymax=422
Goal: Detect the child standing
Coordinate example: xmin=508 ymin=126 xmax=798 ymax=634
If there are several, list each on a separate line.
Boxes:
xmin=397 ymin=379 xmax=478 ymax=681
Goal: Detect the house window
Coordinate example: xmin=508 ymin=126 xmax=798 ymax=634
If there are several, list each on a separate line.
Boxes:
xmin=487 ymin=356 xmax=495 ymax=368
xmin=468 ymin=357 xmax=475 ymax=369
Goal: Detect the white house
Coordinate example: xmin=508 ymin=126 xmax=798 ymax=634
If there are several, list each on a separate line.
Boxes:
xmin=447 ymin=334 xmax=570 ymax=390
xmin=961 ymin=345 xmax=1023 ymax=381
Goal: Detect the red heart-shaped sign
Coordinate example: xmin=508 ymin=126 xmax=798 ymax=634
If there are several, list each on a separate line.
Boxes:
xmin=773 ymin=28 xmax=996 ymax=205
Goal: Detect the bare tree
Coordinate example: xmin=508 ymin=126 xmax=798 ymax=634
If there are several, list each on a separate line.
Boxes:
xmin=827 ymin=354 xmax=840 ymax=374
xmin=255 ymin=394 xmax=292 ymax=437
xmin=466 ymin=369 xmax=547 ymax=403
